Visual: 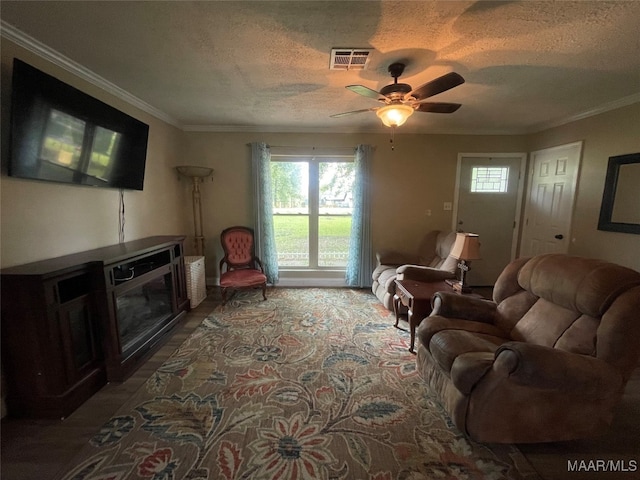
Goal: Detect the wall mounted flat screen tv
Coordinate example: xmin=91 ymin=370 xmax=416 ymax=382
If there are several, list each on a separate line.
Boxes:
xmin=9 ymin=59 xmax=149 ymax=190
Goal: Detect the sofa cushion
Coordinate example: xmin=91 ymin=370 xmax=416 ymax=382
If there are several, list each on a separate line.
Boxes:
xmin=220 ymin=269 xmax=266 ymax=287
xmin=511 ymin=298 xmax=599 ymax=355
xmin=518 ymin=254 xmax=640 ymax=318
xmin=374 ymin=265 xmax=397 ymax=292
xmin=420 ymin=231 xmax=457 ymax=271
xmin=495 ymin=290 xmax=539 ymax=333
xmin=511 ymin=298 xmax=581 ymax=347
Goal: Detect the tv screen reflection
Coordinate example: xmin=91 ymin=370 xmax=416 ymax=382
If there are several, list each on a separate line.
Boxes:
xmin=38 ymin=108 xmax=122 ymax=187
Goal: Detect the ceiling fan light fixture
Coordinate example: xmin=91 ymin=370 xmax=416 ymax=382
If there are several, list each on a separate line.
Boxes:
xmin=376 ymin=104 xmax=415 ymax=127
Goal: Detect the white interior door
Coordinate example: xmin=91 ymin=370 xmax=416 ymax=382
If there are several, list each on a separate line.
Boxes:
xmin=454 ymin=154 xmax=525 ymax=286
xmin=521 ymin=142 xmax=582 ymax=256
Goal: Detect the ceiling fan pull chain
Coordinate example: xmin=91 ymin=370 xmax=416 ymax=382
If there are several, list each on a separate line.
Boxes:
xmin=390 ymin=127 xmax=395 ymax=150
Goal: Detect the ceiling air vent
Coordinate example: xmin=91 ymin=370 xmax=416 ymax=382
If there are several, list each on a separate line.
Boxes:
xmin=330 ymin=48 xmax=373 ymax=70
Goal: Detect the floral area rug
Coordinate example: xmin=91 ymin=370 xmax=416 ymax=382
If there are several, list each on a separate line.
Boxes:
xmin=58 ymin=288 xmax=540 ymax=480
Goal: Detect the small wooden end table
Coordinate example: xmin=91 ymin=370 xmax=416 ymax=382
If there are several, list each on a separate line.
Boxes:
xmin=394 ymin=279 xmax=449 ymax=353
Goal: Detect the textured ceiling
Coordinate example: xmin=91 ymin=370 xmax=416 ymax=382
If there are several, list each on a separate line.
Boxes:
xmin=2 ymin=1 xmax=640 ymax=134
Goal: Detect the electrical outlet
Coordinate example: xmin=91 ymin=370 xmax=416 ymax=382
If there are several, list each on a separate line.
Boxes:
xmin=443 ymin=202 xmax=452 ymax=211
xmin=425 ymin=209 xmax=432 ymax=216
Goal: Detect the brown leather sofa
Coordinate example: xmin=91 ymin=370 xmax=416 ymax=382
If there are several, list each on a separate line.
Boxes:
xmin=371 ymin=230 xmax=458 ymax=310
xmin=416 ymin=253 xmax=640 ymax=443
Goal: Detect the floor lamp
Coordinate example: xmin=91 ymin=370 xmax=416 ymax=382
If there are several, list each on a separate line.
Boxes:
xmin=176 ymin=166 xmax=213 ymax=256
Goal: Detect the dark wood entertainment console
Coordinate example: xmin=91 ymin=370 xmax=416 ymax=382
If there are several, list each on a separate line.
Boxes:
xmin=1 ymin=236 xmax=189 ymax=418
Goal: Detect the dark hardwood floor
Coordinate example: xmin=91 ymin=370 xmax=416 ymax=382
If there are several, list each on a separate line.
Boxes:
xmin=1 ymin=289 xmax=638 ymax=480
xmin=0 ymin=294 xmax=217 ymax=480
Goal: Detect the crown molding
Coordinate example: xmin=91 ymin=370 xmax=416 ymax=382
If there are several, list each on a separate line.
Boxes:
xmin=182 ymin=124 xmax=385 ymax=134
xmin=1 ymin=21 xmax=183 ymax=129
xmin=3 ymin=20 xmax=637 ymax=137
xmin=181 ymin=123 xmax=524 ymax=135
xmin=528 ymin=93 xmax=640 ymax=133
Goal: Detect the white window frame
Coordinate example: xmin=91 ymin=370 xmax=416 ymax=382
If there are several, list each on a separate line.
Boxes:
xmin=271 ymin=154 xmax=353 ymax=283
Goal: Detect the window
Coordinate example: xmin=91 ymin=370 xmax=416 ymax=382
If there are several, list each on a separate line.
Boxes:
xmin=470 ymin=166 xmax=509 ymax=193
xmin=271 ymin=157 xmax=355 ymax=269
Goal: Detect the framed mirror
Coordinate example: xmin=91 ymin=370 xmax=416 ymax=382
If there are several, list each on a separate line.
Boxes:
xmin=597 ymin=152 xmax=640 ymax=234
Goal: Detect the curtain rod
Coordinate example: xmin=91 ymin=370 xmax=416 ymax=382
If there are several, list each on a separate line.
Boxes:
xmin=246 ymin=143 xmax=356 ymax=150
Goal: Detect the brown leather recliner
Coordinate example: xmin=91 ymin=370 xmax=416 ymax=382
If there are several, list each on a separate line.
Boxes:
xmin=416 ymin=253 xmax=640 ymax=443
xmin=371 ymin=230 xmax=458 ymax=310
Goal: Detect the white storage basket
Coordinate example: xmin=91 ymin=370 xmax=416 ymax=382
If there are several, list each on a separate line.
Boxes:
xmin=184 ymin=256 xmax=207 ymax=308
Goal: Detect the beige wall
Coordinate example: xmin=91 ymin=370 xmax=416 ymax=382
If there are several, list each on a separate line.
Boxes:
xmin=0 ymin=41 xmax=191 ymax=268
xmin=2 ymin=39 xmax=638 ymax=419
xmin=181 ymin=131 xmax=527 ymax=280
xmin=184 ymin=107 xmax=640 ymax=280
xmin=527 ymin=103 xmax=640 ymax=271
xmin=1 ymin=39 xmax=638 ymax=277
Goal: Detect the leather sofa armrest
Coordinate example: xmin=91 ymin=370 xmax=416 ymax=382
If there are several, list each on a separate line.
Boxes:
xmin=451 ymin=352 xmax=495 ymax=394
xmin=431 ymin=291 xmax=497 ymax=324
xmin=396 ymin=264 xmax=457 ymax=282
xmin=494 ymin=342 xmax=623 ymax=397
xmin=376 ymin=250 xmax=418 ymax=266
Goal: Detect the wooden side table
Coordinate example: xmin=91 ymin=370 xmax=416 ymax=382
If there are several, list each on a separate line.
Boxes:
xmin=394 ymin=279 xmax=449 ymax=353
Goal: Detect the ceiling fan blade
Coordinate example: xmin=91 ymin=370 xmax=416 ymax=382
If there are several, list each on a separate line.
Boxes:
xmin=346 ymin=85 xmax=384 ymax=100
xmin=407 ymin=72 xmax=465 ymax=101
xmin=415 ymin=102 xmax=462 ymax=113
xmin=330 ymin=107 xmax=379 ymax=118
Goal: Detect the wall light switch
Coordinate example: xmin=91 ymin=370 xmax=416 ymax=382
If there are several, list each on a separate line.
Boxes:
xmin=443 ymin=202 xmax=452 ymax=211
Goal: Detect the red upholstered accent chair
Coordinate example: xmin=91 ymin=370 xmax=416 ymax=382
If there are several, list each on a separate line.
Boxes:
xmin=219 ymin=226 xmax=268 ymax=305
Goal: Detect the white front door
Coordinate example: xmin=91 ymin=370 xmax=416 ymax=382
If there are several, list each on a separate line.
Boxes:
xmin=454 ymin=154 xmax=526 ymax=286
xmin=520 ymin=142 xmax=582 ymax=256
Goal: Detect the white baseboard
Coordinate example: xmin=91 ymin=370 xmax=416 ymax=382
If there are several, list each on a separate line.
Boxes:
xmin=275 ymin=277 xmax=348 ymax=287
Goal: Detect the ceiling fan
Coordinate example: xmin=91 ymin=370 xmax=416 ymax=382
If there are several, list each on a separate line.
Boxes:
xmin=331 ymin=62 xmax=465 ymax=127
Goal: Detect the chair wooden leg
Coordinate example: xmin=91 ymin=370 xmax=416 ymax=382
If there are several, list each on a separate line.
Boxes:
xmin=221 ymin=287 xmax=228 ymax=305
xmin=261 ymin=283 xmax=267 ymax=301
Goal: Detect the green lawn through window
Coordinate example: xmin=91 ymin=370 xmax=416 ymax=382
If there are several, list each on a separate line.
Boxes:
xmin=274 ymin=215 xmax=351 ymax=267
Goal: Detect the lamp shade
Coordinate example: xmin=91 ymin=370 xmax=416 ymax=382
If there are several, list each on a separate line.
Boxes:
xmin=176 ymin=165 xmax=213 ymax=178
xmin=450 ymin=233 xmax=481 ymax=260
xmin=376 ymin=104 xmax=414 ymax=127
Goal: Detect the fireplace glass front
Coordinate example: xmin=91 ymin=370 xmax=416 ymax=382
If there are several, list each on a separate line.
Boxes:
xmin=116 ymin=272 xmax=173 ymax=357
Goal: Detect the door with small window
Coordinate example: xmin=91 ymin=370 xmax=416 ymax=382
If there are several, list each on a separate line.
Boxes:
xmin=455 ymin=155 xmax=525 ymax=286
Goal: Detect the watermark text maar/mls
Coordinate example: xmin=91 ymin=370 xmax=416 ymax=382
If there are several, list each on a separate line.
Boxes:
xmin=567 ymin=459 xmax=637 ymax=473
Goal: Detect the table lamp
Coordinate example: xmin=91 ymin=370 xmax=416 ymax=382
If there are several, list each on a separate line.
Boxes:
xmin=450 ymin=232 xmax=481 ymax=293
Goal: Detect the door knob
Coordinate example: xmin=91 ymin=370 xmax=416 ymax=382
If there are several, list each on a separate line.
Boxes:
xmin=554 ymin=234 xmax=564 ymax=239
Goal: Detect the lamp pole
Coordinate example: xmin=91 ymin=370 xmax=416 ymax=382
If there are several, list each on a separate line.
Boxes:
xmin=176 ymin=166 xmax=213 ymax=256
xmin=191 ymin=175 xmax=205 ymax=255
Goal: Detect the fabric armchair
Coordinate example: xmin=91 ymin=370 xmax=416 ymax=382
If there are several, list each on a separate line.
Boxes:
xmin=415 ymin=253 xmax=640 ymax=443
xmin=371 ymin=231 xmax=457 ymax=310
